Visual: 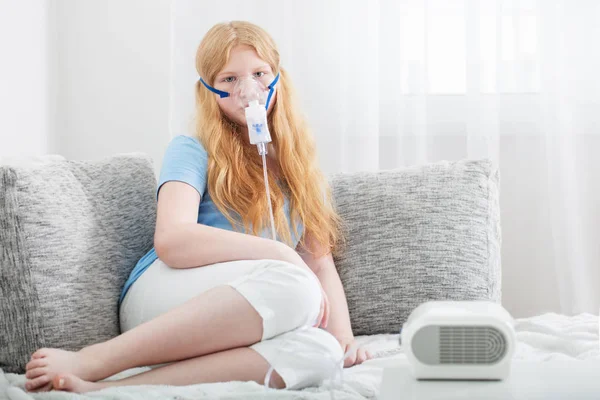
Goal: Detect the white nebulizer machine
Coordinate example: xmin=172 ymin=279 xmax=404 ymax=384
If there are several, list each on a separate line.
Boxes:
xmin=201 ymin=71 xmax=370 ymax=398
xmin=402 ymin=300 xmax=515 ymax=380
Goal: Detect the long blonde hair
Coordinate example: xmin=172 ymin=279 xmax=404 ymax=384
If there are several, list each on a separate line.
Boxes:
xmin=194 ymin=21 xmax=345 ymax=258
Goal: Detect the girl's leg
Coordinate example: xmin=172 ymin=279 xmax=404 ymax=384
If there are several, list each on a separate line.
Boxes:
xmin=32 ymin=347 xmax=286 ymax=394
xmin=31 ymin=325 xmax=345 ymax=394
xmin=26 ymin=285 xmax=263 ymax=390
xmin=26 ymin=259 xmax=323 ymax=392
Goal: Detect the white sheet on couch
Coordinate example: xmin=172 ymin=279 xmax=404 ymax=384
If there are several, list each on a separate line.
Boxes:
xmin=2 ymin=312 xmax=598 ymax=400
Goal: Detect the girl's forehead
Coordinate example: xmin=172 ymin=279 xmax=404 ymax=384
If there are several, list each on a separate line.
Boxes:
xmin=219 ymin=45 xmax=270 ymax=74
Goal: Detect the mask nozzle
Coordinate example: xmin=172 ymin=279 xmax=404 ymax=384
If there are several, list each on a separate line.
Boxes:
xmin=245 ymin=99 xmax=272 ymax=151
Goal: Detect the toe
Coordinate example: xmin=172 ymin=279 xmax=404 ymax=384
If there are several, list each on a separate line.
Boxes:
xmin=39 ymin=382 xmax=54 ymax=392
xmin=53 ymin=374 xmax=103 ymax=394
xmin=26 ymin=367 xmax=48 ymax=379
xmin=25 ymin=374 xmax=51 ymax=392
xmin=54 ymin=374 xmax=66 ymax=390
xmin=53 ymin=374 xmax=77 ymax=392
xmin=27 ymin=381 xmax=53 ymax=393
xmin=26 ymin=358 xmax=48 ymax=370
xmin=32 ymin=348 xmax=49 ymax=359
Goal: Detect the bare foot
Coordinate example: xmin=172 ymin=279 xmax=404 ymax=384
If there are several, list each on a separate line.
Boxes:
xmin=51 ymin=373 xmax=108 ymax=393
xmin=25 ymin=348 xmax=105 ymax=392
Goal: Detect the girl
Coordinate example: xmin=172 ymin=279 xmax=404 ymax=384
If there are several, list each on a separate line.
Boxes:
xmin=24 ymin=21 xmax=371 ymax=394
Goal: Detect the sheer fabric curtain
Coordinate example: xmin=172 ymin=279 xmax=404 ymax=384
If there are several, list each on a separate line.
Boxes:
xmin=171 ymin=0 xmax=600 ymax=317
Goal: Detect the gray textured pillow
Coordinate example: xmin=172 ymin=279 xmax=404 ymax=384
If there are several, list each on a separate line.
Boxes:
xmin=0 ymin=154 xmax=156 ymax=373
xmin=330 ymin=159 xmax=501 ymax=336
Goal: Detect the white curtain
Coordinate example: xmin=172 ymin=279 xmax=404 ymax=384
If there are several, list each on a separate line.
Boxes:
xmin=171 ymin=0 xmax=600 ymax=318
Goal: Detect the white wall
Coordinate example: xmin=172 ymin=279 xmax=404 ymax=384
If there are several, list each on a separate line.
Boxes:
xmin=0 ymin=0 xmax=172 ymax=173
xmin=0 ymin=0 xmax=51 ymax=159
xmin=52 ymin=0 xmax=172 ymax=174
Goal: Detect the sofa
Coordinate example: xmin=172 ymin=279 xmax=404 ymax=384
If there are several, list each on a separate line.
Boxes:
xmin=0 ymin=152 xmax=503 ymax=398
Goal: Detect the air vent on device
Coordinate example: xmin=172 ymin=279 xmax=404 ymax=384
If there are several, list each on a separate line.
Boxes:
xmin=412 ymin=325 xmax=507 ymax=365
xmin=439 ymin=325 xmax=507 ymax=364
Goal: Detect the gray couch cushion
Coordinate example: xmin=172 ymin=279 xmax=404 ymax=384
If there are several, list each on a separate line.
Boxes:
xmin=0 ymin=154 xmax=156 ymax=373
xmin=330 ymin=159 xmax=501 ymax=336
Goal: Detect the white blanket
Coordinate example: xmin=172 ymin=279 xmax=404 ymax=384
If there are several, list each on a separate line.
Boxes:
xmin=2 ymin=312 xmax=598 ymax=400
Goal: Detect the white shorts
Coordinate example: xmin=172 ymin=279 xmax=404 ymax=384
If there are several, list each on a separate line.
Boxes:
xmin=119 ymin=258 xmax=344 ymax=390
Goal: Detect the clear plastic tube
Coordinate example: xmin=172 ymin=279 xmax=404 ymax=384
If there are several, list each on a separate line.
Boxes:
xmin=261 ymin=150 xmax=277 ymax=241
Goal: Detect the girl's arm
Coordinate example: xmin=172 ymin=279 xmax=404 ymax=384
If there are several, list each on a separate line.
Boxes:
xmin=154 ymin=181 xmax=303 ymax=269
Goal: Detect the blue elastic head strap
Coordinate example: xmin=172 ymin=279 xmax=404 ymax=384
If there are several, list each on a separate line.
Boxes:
xmin=199 ymin=72 xmax=280 ymax=110
xmin=265 ymin=72 xmax=279 ymax=111
xmin=199 ymin=77 xmax=230 ymax=98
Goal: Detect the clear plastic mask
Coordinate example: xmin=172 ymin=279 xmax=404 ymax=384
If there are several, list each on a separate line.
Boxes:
xmin=232 ymin=76 xmax=269 ymax=108
xmin=199 ymin=72 xmax=280 ymax=111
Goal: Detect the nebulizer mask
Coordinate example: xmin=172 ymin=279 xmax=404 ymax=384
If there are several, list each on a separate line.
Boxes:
xmin=201 ymin=72 xmax=372 ymax=398
xmin=203 ymin=73 xmax=277 ymax=146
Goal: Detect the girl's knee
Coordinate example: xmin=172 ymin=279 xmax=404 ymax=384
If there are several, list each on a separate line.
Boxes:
xmin=266 ymin=261 xmax=322 ymax=329
xmin=283 ymin=327 xmax=345 ymax=390
xmin=251 ymin=326 xmax=345 ymax=390
xmin=228 ymin=259 xmax=322 ymax=339
xmin=309 ymin=327 xmax=345 ymax=368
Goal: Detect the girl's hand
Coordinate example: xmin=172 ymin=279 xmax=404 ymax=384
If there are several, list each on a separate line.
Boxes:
xmin=338 ymin=337 xmax=373 ymax=368
xmin=314 ymin=284 xmax=330 ymax=328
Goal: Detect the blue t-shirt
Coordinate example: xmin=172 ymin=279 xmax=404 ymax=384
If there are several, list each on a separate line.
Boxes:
xmin=119 ymin=135 xmax=304 ymax=304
